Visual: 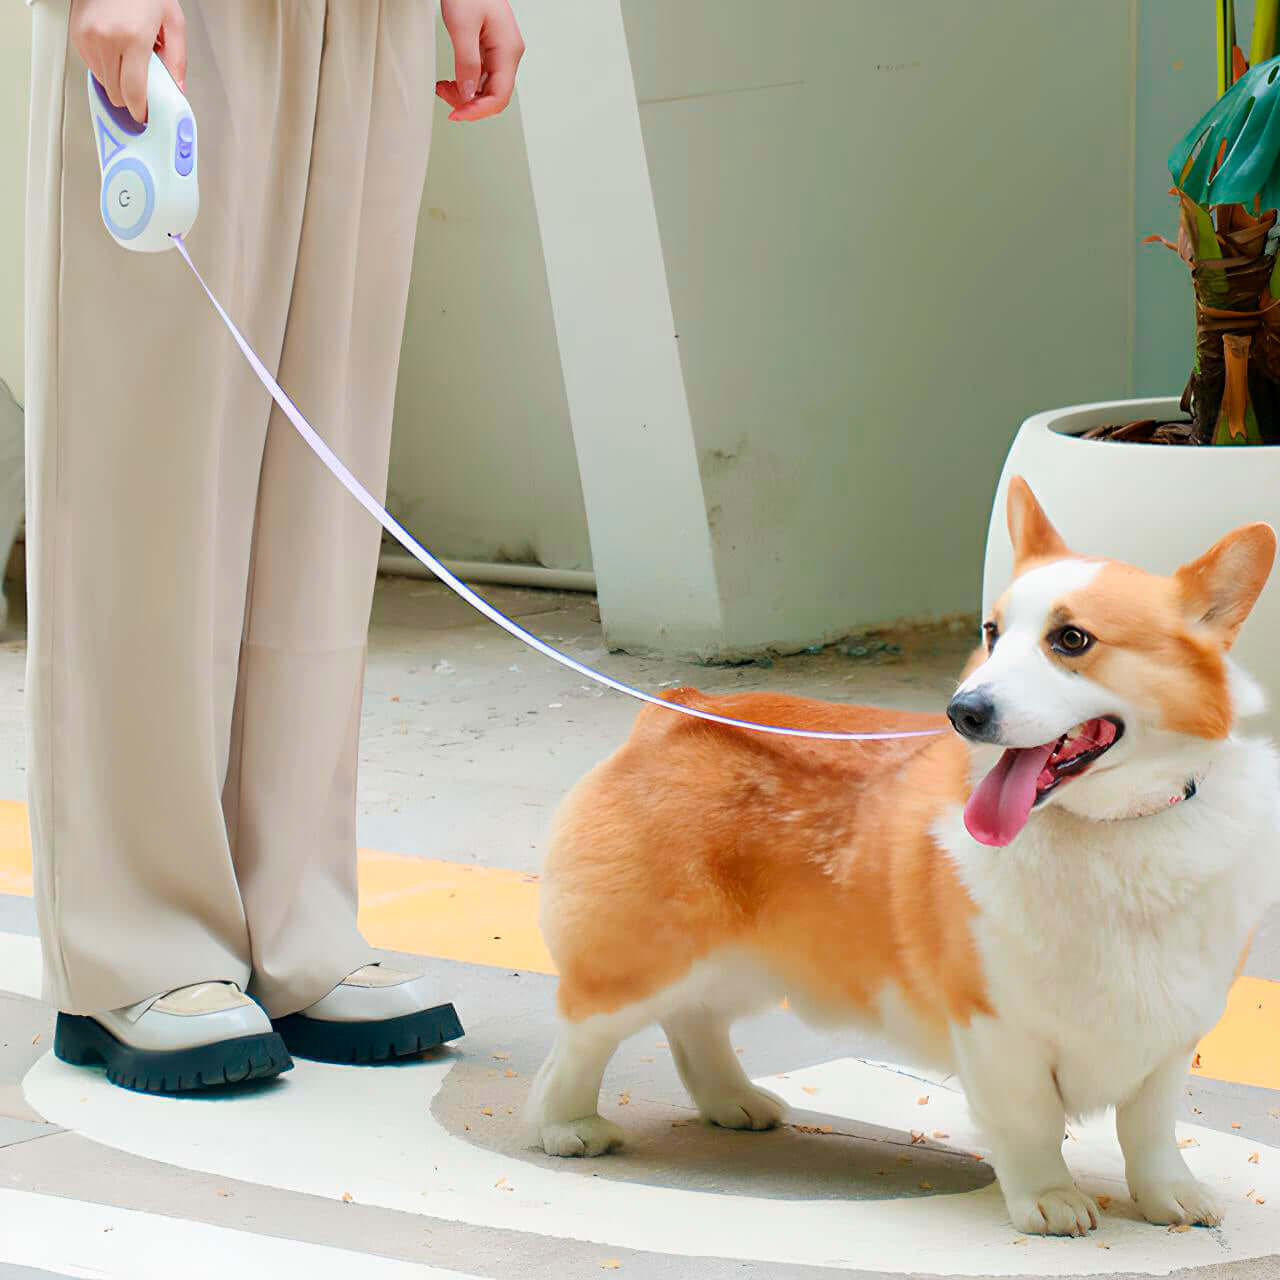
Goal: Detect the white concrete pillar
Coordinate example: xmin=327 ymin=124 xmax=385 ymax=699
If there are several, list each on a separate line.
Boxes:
xmin=510 ymin=0 xmax=725 ymax=658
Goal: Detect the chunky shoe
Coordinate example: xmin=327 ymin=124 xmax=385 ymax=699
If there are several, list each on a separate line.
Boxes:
xmin=54 ymin=982 xmax=293 ymax=1093
xmin=273 ymin=963 xmax=464 ymax=1064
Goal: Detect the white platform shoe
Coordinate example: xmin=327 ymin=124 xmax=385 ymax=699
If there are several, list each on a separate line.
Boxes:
xmin=54 ymin=982 xmax=292 ymax=1093
xmin=272 ymin=963 xmax=464 ymax=1064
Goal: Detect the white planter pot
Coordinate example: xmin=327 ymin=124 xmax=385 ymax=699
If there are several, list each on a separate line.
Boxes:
xmin=982 ymin=398 xmax=1280 ymax=744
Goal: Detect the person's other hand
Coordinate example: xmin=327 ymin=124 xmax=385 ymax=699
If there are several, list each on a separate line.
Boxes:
xmin=71 ymin=0 xmax=187 ymax=125
xmin=436 ymin=0 xmax=525 ymax=122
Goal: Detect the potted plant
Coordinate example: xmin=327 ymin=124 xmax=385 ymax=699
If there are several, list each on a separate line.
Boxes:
xmin=982 ymin=0 xmax=1280 ymax=740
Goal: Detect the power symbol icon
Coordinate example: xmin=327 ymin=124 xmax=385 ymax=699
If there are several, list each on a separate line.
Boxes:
xmin=102 ymin=161 xmax=152 ymax=238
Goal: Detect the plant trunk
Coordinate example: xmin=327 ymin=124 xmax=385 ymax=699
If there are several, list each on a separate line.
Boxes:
xmin=1176 ymin=195 xmax=1280 ymax=443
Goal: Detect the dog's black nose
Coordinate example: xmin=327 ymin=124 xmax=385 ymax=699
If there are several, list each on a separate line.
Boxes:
xmin=947 ymin=689 xmax=998 ymax=742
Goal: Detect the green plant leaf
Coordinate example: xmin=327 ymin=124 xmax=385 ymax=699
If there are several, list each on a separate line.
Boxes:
xmin=1171 ymin=55 xmax=1280 ymax=210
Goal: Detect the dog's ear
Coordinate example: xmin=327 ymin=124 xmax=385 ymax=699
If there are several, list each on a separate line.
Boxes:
xmin=1175 ymin=522 xmax=1276 ymax=650
xmin=1006 ymin=476 xmax=1069 ymax=568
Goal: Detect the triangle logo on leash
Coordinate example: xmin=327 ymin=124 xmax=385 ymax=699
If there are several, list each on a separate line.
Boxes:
xmin=96 ymin=116 xmax=125 ymax=169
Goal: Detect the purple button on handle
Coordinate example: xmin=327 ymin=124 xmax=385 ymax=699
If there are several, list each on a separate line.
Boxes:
xmin=175 ymin=115 xmax=194 ymax=176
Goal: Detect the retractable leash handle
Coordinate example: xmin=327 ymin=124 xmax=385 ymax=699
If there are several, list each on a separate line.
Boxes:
xmin=89 ymin=62 xmax=941 ymax=744
xmin=88 ymin=52 xmax=197 ymax=252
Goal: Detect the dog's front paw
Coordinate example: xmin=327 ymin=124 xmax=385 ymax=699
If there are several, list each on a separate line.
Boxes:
xmin=1131 ymin=1177 xmax=1223 ymax=1228
xmin=1007 ymin=1186 xmax=1099 ymax=1237
xmin=700 ymin=1086 xmax=785 ymax=1132
xmin=539 ymin=1115 xmax=626 ymax=1157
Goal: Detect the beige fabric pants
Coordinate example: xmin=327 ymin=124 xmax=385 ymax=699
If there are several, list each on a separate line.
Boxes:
xmin=25 ymin=0 xmax=434 ymax=1016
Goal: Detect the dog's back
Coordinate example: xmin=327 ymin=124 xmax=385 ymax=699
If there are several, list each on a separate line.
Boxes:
xmin=542 ymin=688 xmax=981 ymax=1043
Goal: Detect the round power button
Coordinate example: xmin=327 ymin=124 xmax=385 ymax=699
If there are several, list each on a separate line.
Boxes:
xmin=100 ymin=158 xmax=154 ymax=241
xmin=107 ymin=169 xmax=146 ymax=229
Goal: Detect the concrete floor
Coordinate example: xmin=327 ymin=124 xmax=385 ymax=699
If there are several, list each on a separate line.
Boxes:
xmin=1 ymin=576 xmax=1278 ymax=1280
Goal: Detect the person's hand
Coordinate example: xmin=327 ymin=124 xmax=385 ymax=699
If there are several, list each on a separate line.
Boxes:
xmin=436 ymin=0 xmax=525 ymax=122
xmin=70 ymin=0 xmax=187 ymax=125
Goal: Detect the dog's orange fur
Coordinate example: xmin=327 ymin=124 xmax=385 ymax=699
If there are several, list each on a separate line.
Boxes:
xmin=1051 ymin=564 xmax=1234 ymax=739
xmin=543 ymin=689 xmax=991 ymax=1029
xmin=1000 ymin=476 xmax=1275 ymax=740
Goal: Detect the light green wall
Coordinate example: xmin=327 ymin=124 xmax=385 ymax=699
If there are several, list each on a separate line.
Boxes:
xmin=1134 ymin=1 xmax=1215 ymax=398
xmin=387 ymin=18 xmax=591 ymax=573
xmin=624 ymin=0 xmax=1137 ymax=642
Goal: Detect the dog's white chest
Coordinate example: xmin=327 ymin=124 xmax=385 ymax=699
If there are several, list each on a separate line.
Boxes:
xmin=940 ymin=784 xmax=1274 ymax=1113
xmin=998 ymin=901 xmax=1232 ymax=1110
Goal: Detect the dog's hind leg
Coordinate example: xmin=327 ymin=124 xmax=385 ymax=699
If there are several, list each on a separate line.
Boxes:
xmin=662 ymin=1007 xmax=784 ymax=1131
xmin=525 ymin=1011 xmax=639 ymax=1157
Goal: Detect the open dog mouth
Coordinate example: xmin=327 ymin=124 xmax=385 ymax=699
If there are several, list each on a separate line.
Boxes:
xmin=963 ymin=716 xmax=1124 ymax=848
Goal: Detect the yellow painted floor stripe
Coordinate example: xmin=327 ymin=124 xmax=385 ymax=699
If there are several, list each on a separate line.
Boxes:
xmin=0 ymin=800 xmax=553 ymax=975
xmin=1192 ymin=976 xmax=1280 ymax=1094
xmin=0 ymin=801 xmax=32 ymax=898
xmin=0 ymin=799 xmax=1276 ymax=1094
xmin=356 ymin=848 xmax=552 ymax=974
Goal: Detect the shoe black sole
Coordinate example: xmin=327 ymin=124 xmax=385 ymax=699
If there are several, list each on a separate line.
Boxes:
xmin=54 ymin=1013 xmax=293 ymax=1093
xmin=273 ymin=1002 xmax=464 ymax=1064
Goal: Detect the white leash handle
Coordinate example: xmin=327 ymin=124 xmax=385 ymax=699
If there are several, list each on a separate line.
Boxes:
xmin=172 ymin=234 xmax=944 ymax=744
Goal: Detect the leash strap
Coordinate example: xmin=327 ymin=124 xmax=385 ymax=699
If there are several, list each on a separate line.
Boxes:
xmin=172 ymin=234 xmax=944 ymax=744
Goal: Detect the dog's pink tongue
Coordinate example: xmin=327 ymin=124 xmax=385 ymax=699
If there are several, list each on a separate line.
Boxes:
xmin=964 ymin=744 xmax=1056 ymax=847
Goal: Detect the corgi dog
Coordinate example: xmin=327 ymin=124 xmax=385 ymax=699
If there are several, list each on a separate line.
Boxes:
xmin=525 ymin=478 xmax=1280 ymax=1237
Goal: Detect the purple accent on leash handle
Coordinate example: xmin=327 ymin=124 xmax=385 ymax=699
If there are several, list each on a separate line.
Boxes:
xmin=171 ymin=234 xmax=945 ymax=744
xmin=175 ymin=116 xmax=195 ymax=176
xmin=91 ymin=76 xmax=145 ymax=136
xmin=95 ymin=116 xmax=125 ymax=168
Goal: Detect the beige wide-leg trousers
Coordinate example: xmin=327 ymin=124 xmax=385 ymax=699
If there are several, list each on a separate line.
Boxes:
xmin=25 ymin=0 xmax=434 ymax=1016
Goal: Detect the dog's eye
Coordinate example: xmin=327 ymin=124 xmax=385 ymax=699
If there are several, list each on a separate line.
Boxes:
xmin=1050 ymin=625 xmax=1093 ymax=656
xmin=982 ymin=621 xmax=998 ymax=653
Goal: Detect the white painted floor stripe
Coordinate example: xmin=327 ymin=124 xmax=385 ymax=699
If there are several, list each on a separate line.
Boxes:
xmin=22 ymin=1046 xmax=1280 ymax=1276
xmin=0 ymin=1189 xmax=481 ymax=1279
xmin=0 ymin=931 xmax=43 ymax=1002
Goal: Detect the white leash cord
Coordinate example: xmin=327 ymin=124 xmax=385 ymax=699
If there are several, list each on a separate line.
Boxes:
xmin=172 ymin=234 xmax=944 ymax=744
